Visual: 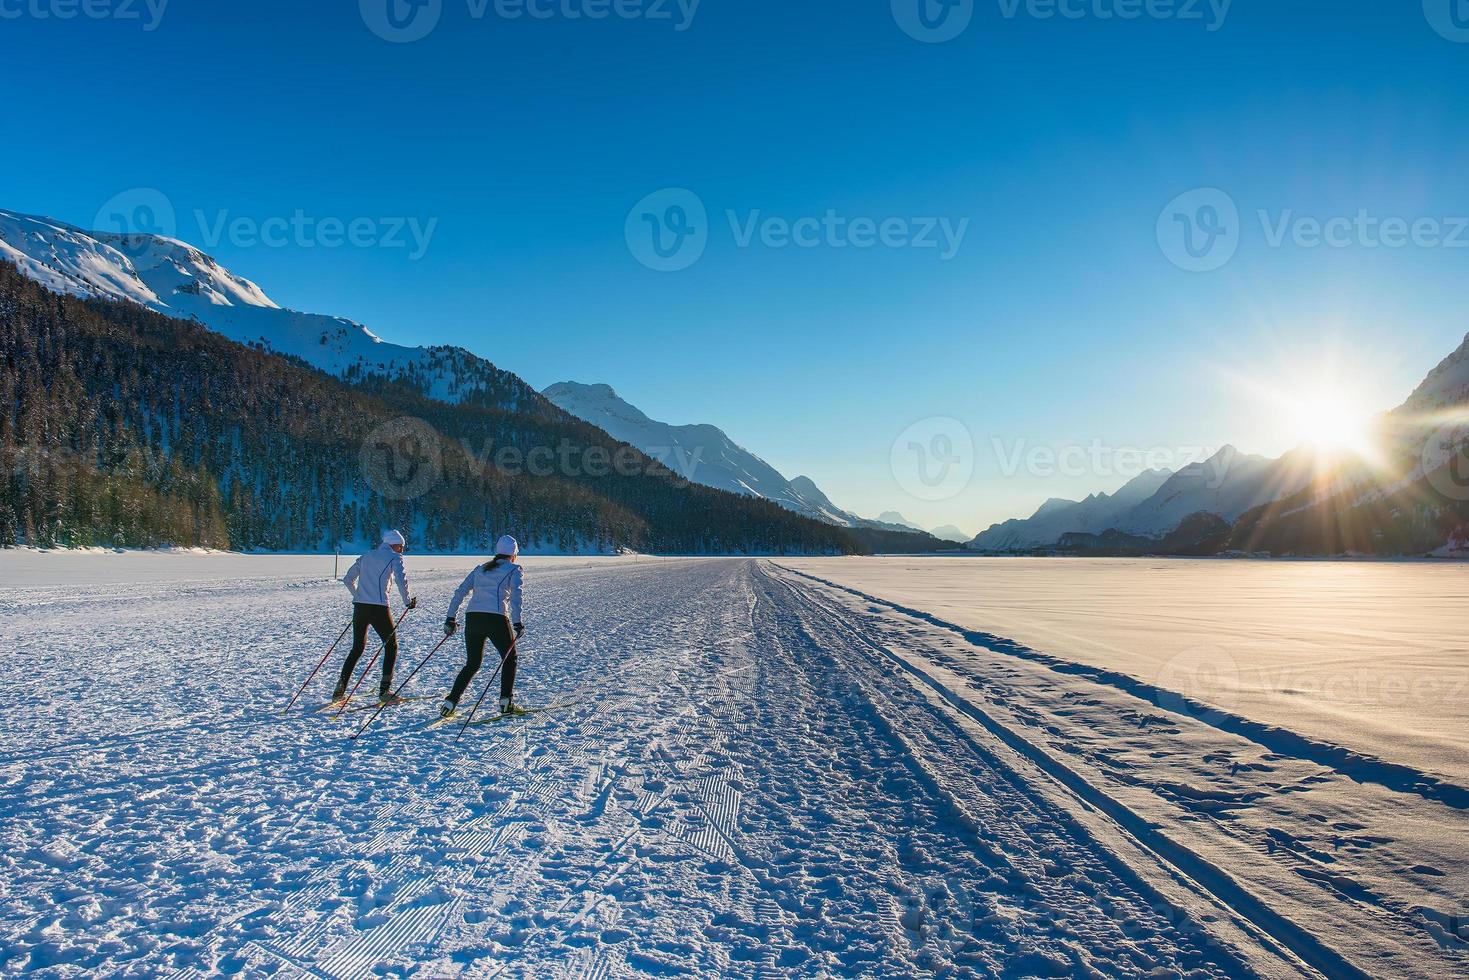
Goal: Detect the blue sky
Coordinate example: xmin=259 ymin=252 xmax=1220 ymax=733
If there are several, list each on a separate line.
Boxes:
xmin=5 ymin=0 xmax=1469 ymax=532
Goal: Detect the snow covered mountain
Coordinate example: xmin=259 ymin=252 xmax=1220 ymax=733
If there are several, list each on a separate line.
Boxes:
xmin=969 ymin=451 xmax=1316 ymax=553
xmin=543 ymin=381 xmax=916 ymax=532
xmin=1397 ymin=332 xmax=1469 ymax=415
xmin=970 ymin=333 xmax=1469 ymax=556
xmin=929 ymin=524 xmax=971 ymax=543
xmin=0 ymin=210 xmax=525 ymax=406
xmin=1114 ymin=447 xmax=1314 ymax=536
xmin=969 ymin=468 xmax=1174 ymax=552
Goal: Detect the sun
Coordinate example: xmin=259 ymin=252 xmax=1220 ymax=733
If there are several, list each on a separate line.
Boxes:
xmin=1282 ymin=384 xmax=1379 ymax=460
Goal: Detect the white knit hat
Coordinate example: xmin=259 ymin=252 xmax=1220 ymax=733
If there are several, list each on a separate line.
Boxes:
xmin=382 ymin=529 xmax=407 ymax=547
xmin=495 ymin=535 xmax=519 ymax=557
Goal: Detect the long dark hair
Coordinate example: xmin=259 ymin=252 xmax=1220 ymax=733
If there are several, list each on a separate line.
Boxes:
xmin=484 ymin=553 xmax=514 ymax=571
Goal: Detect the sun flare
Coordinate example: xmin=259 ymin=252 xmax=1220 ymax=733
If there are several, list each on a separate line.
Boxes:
xmin=1283 ymin=385 xmax=1379 ymax=459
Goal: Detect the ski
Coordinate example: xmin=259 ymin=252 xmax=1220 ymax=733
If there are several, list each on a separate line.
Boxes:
xmin=316 ymin=695 xmax=433 ymax=716
xmin=463 ymin=699 xmax=585 ymax=728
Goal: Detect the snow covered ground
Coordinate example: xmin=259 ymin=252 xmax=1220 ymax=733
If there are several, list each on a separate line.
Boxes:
xmin=1 ymin=554 xmax=1464 ymax=977
xmin=783 ymin=557 xmax=1469 ymax=789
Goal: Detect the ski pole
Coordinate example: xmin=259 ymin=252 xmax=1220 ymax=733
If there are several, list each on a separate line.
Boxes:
xmin=333 ymin=608 xmax=412 ymax=719
xmin=282 ymin=620 xmax=352 ymax=716
xmin=456 ymin=633 xmax=520 ymax=740
xmin=351 ymin=629 xmax=454 ymax=740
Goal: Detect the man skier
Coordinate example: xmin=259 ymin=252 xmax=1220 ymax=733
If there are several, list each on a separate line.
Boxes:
xmin=440 ymin=535 xmax=525 ymax=719
xmin=337 ymin=529 xmax=418 ymax=703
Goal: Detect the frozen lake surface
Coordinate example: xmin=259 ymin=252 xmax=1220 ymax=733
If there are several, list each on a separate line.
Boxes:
xmin=783 ymin=557 xmax=1469 ymax=788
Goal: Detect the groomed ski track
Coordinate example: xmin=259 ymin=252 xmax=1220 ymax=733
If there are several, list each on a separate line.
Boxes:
xmin=3 ymin=557 xmax=1447 ymax=977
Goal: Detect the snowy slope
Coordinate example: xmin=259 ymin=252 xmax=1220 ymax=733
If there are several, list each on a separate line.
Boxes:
xmin=543 ymin=381 xmax=911 ymax=531
xmin=970 ymin=468 xmax=1173 ymax=551
xmin=1396 ymin=332 xmax=1469 ymax=415
xmin=1114 ymin=447 xmax=1313 ymax=536
xmin=0 ymin=210 xmax=515 ymax=404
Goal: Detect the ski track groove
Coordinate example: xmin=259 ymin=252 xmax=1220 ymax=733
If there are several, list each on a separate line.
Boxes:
xmin=773 ymin=562 xmax=1468 ymax=978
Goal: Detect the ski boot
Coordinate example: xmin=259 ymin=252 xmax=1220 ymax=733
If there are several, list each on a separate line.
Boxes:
xmin=440 ymin=698 xmax=458 ymax=720
xmin=499 ymin=697 xmax=530 ymax=717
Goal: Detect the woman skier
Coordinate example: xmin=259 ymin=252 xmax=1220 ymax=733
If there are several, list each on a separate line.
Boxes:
xmin=441 ymin=535 xmax=525 ymax=719
xmin=337 ymin=529 xmax=417 ymax=703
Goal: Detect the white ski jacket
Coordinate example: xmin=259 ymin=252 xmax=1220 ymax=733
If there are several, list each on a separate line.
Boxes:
xmin=447 ymin=560 xmax=523 ymax=624
xmin=342 ymin=544 xmax=411 ymax=607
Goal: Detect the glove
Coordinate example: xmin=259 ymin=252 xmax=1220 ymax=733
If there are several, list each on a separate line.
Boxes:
xmin=514 ymin=623 xmax=525 ymax=638
xmin=444 ymin=618 xmax=457 ymax=637
xmin=407 ymin=596 xmax=418 ymax=610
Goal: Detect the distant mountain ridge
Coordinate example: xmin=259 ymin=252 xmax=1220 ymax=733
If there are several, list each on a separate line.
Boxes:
xmin=970 ymin=467 xmax=1174 ymax=552
xmin=969 ymin=336 xmax=1469 ymax=557
xmin=543 ymin=381 xmax=927 ymax=535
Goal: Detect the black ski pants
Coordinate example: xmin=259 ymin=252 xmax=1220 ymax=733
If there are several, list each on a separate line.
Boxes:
xmin=449 ymin=612 xmax=517 ymax=706
xmin=338 ymin=602 xmax=398 ymax=693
